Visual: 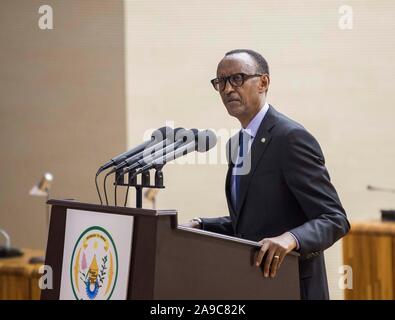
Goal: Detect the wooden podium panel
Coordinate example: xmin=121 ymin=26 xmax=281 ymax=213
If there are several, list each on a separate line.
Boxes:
xmin=343 ymin=220 xmax=395 ymax=300
xmin=152 ymin=219 xmax=300 ymax=299
xmin=0 ymin=249 xmax=43 ymax=300
xmin=42 ymin=199 xmax=300 ymax=300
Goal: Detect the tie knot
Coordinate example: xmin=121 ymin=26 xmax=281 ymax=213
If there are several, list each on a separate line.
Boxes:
xmin=239 ymin=129 xmax=253 ymax=141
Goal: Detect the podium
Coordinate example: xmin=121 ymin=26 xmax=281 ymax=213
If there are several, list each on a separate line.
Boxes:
xmin=343 ymin=220 xmax=395 ymax=299
xmin=41 ymin=199 xmax=300 ymax=300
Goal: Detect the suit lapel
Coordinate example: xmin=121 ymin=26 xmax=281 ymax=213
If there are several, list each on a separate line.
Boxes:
xmin=235 ymin=105 xmax=277 ymax=218
xmin=225 ymin=167 xmax=235 ymax=215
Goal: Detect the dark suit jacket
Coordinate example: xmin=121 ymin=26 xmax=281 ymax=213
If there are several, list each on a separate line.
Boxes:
xmin=201 ymin=105 xmax=350 ymax=300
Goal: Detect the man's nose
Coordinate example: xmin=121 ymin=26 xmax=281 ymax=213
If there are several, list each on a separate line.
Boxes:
xmin=222 ymin=78 xmax=235 ymax=94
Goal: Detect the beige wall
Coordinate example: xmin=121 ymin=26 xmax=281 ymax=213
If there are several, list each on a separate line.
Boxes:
xmin=125 ymin=0 xmax=395 ymax=299
xmin=0 ymin=1 xmax=126 ymax=249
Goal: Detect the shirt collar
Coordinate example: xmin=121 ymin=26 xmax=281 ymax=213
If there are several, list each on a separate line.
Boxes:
xmin=242 ymin=102 xmax=269 ymax=138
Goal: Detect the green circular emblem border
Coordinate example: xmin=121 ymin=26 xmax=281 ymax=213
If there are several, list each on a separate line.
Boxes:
xmin=69 ymin=226 xmax=119 ymax=300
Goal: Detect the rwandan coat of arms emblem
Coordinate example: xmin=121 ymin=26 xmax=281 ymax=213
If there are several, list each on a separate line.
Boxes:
xmin=70 ymin=226 xmax=118 ymax=300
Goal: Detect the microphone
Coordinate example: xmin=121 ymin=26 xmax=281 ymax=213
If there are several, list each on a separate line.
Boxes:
xmin=0 ymin=229 xmax=23 ymax=258
xmin=367 ymin=185 xmax=395 ymax=193
xmin=121 ymin=128 xmax=199 ymax=176
xmin=97 ymin=126 xmax=174 ymax=174
xmin=111 ymin=127 xmax=186 ymax=173
xmin=134 ymin=129 xmax=217 ymax=175
xmin=367 ymin=185 xmax=395 ymax=221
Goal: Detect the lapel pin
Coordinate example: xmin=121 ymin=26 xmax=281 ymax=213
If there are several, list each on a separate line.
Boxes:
xmin=261 ymin=137 xmax=266 ymax=143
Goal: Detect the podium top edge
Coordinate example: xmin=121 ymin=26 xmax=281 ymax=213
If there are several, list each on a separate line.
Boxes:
xmin=176 ymin=227 xmax=300 ymax=257
xmin=47 ymin=199 xmax=177 ymax=217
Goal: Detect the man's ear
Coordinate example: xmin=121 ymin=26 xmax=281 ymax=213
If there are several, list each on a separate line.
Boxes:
xmin=258 ymin=74 xmax=270 ymax=93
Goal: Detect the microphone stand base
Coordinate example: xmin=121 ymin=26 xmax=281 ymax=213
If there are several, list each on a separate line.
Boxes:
xmin=381 ymin=210 xmax=395 ymax=222
xmin=0 ymin=246 xmax=24 ymax=259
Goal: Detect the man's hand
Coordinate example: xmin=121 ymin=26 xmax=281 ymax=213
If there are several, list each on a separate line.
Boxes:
xmin=255 ymin=232 xmax=297 ymax=278
xmin=180 ymin=220 xmax=201 ymax=229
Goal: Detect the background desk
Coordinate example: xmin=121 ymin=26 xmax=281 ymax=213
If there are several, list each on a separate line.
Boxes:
xmin=0 ymin=249 xmax=43 ymax=300
xmin=343 ymin=220 xmax=395 ymax=300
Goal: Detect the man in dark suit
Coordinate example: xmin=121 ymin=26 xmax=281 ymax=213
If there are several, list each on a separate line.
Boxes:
xmin=186 ymin=49 xmax=350 ymax=300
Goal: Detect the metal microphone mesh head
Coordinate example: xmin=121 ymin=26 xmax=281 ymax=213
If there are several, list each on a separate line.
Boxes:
xmin=151 ymin=126 xmax=174 ymax=142
xmin=196 ymin=129 xmax=217 ymax=152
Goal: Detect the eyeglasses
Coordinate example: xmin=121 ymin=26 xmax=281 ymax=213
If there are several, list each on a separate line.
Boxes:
xmin=210 ymin=73 xmax=263 ymax=91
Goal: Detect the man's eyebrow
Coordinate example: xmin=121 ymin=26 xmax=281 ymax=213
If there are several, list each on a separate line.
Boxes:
xmin=217 ymin=72 xmax=238 ymax=78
